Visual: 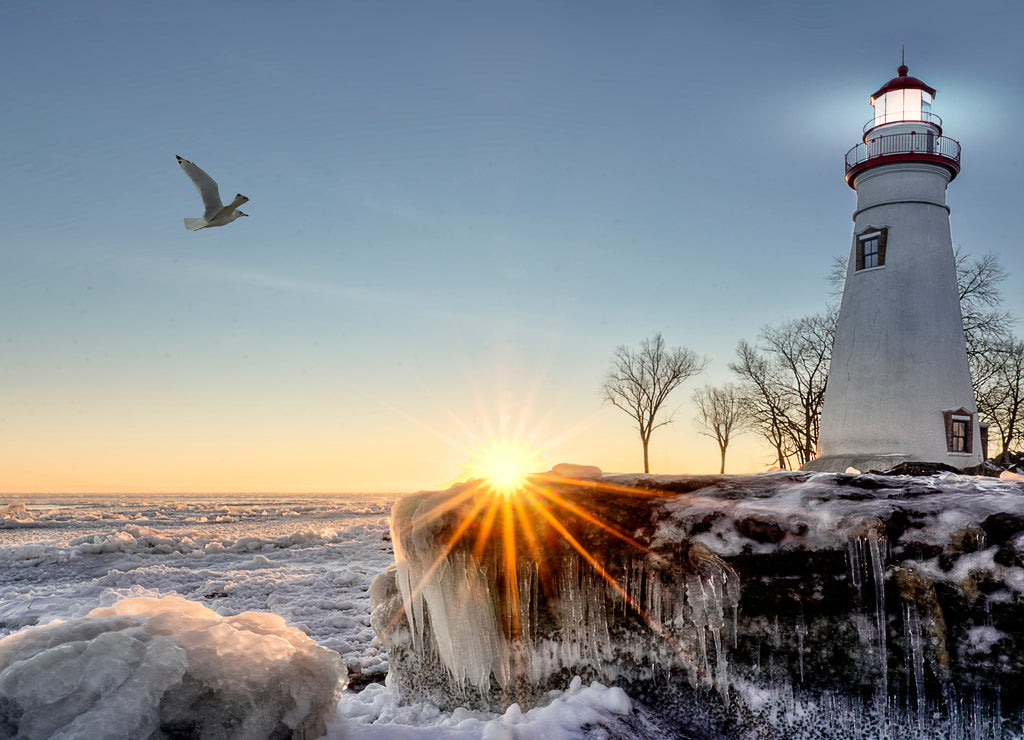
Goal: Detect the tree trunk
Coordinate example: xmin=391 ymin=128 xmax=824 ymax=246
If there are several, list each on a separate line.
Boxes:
xmin=719 ymin=444 xmax=727 ymax=475
xmin=642 ymin=436 xmax=650 ymax=474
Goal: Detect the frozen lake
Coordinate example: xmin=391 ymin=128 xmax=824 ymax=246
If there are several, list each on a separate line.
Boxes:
xmin=0 ymin=492 xmax=639 ymax=738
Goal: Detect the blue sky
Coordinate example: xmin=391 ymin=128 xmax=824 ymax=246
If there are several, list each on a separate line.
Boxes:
xmin=3 ymin=1 xmax=1023 ymax=492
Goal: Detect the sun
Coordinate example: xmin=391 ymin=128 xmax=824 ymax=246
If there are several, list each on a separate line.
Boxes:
xmin=461 ymin=438 xmax=548 ymax=496
xmin=482 ymin=453 xmax=528 ymax=495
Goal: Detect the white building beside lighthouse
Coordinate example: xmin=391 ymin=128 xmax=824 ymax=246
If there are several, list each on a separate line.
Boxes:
xmin=805 ymin=64 xmax=983 ymax=473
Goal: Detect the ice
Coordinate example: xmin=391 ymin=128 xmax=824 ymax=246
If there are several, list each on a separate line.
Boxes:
xmin=334 ymin=676 xmax=636 ymax=739
xmin=386 ymin=480 xmax=744 ymax=712
xmin=903 ymin=601 xmax=926 ymax=722
xmin=5 ymin=474 xmax=1024 ymax=739
xmin=378 ymin=470 xmax=1024 ymax=738
xmin=0 ymin=491 xmax=644 ymax=739
xmin=0 ymin=595 xmax=345 ymax=739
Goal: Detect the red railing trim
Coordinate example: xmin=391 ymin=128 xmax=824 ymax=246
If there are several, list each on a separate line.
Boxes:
xmin=844 ymin=132 xmax=961 ymax=187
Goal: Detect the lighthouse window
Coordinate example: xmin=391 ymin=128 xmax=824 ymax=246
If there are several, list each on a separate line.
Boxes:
xmin=861 ymin=237 xmax=880 ymax=268
xmin=855 ymin=228 xmax=887 ymax=271
xmin=951 ymin=420 xmax=968 ymax=452
xmin=944 ymin=409 xmax=974 ymax=454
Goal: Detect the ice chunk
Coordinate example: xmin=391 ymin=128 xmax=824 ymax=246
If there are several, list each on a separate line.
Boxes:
xmin=0 ymin=595 xmax=346 ymax=740
xmin=385 ymin=485 xmax=740 ymax=709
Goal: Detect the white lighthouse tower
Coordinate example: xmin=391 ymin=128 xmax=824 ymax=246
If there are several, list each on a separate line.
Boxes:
xmin=805 ymin=64 xmax=983 ymax=473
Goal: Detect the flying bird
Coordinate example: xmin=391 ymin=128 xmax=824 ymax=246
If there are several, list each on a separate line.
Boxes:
xmin=175 ymin=155 xmax=249 ymax=231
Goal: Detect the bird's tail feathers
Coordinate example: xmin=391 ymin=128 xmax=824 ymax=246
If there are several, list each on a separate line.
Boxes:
xmin=184 ymin=217 xmax=207 ymax=231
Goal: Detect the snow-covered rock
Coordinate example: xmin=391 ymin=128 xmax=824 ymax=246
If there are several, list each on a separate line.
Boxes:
xmin=0 ymin=595 xmax=347 ymax=740
xmin=373 ymin=470 xmax=1024 ymax=737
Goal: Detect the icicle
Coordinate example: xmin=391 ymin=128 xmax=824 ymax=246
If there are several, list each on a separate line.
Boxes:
xmin=868 ymin=533 xmax=888 ymax=698
xmin=847 ymin=536 xmax=864 ymax=592
xmin=732 ymin=600 xmax=739 ymax=651
xmin=647 ymin=566 xmax=662 ymax=629
xmin=903 ymin=601 xmax=925 ymax=727
xmin=687 ymin=575 xmax=711 ymax=678
xmin=390 ymin=513 xmax=426 ymax=653
xmin=684 ymin=543 xmax=739 ymax=702
xmin=795 ymin=603 xmax=806 ymax=686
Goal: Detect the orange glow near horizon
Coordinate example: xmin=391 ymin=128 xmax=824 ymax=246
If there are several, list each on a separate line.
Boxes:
xmin=0 ymin=401 xmax=779 ymax=495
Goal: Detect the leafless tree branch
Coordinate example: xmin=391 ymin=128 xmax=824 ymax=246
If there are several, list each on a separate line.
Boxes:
xmin=602 ymin=333 xmax=707 ymax=473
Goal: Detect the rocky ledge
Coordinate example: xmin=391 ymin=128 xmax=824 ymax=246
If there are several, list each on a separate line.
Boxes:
xmin=371 ymin=469 xmax=1024 ymax=738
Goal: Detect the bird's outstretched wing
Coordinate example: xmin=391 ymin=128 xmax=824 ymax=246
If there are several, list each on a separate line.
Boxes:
xmin=176 ymin=155 xmax=224 ymax=220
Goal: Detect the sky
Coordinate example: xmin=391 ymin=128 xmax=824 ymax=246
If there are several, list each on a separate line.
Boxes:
xmin=2 ymin=0 xmax=1023 ymax=494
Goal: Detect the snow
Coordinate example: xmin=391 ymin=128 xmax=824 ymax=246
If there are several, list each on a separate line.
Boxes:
xmin=0 ymin=492 xmax=645 ymax=738
xmin=648 ymin=469 xmax=1024 ymax=562
xmin=334 ymin=677 xmax=634 ymax=739
xmin=0 ymin=595 xmax=344 ymax=739
xmin=4 ymin=474 xmax=1023 ymax=738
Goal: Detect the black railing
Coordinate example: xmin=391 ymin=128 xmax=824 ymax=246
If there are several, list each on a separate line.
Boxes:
xmin=845 ymin=132 xmax=961 ymax=175
xmin=862 ymin=110 xmax=943 ymax=135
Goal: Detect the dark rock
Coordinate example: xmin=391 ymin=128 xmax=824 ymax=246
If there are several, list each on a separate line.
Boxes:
xmin=962 ymin=450 xmax=1024 ymax=477
xmin=995 ymin=542 xmax=1022 ymax=568
xmin=982 ymin=511 xmax=1024 ymax=545
xmin=870 ymin=461 xmax=959 ymax=476
xmin=897 ymin=541 xmax=944 ymax=561
xmin=735 ymin=516 xmax=787 ymax=544
xmin=373 ymin=470 xmax=1024 ymax=736
xmin=938 ymin=552 xmax=958 ymax=572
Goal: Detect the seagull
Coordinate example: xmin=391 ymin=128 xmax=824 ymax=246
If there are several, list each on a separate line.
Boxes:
xmin=175 ymin=155 xmax=249 ymax=231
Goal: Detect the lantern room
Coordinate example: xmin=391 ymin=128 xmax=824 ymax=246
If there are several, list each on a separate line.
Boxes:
xmin=844 ymin=63 xmax=960 ymax=187
xmin=866 ymin=64 xmax=940 ymax=134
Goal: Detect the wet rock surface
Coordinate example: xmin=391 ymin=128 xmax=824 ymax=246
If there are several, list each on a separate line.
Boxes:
xmin=372 ymin=470 xmax=1024 ymax=738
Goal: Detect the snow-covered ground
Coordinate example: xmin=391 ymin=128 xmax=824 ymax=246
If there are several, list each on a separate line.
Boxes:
xmin=0 ymin=493 xmax=640 ymax=739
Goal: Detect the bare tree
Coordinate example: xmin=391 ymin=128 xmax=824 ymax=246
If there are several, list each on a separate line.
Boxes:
xmin=730 ymin=308 xmax=836 ymax=469
xmin=975 ymin=338 xmax=1024 ymax=455
xmin=956 ymin=248 xmax=1014 ymax=361
xmin=730 ymin=340 xmax=793 ymax=468
xmin=603 ymin=334 xmax=706 ymax=473
xmin=827 ymin=255 xmax=848 ymax=299
xmin=692 ymin=384 xmax=749 ymax=474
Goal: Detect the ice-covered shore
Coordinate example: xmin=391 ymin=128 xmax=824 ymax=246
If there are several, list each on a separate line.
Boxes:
xmin=8 ymin=470 xmax=1024 ymax=740
xmin=0 ymin=493 xmax=640 ymax=738
xmin=377 ymin=470 xmax=1024 ymax=739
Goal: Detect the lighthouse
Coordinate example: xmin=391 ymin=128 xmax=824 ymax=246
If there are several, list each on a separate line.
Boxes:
xmin=805 ymin=64 xmax=982 ymax=473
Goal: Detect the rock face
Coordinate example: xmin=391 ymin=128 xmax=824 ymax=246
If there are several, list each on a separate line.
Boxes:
xmin=371 ymin=470 xmax=1024 ymax=738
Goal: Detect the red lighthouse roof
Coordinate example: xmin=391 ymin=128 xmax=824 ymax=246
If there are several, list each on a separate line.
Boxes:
xmin=871 ymin=64 xmax=936 ymax=102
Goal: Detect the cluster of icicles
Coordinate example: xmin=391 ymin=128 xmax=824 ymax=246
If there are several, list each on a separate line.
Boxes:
xmin=392 ymin=521 xmax=740 ymax=700
xmin=392 ymin=519 xmax=1010 ymax=738
xmin=839 ymin=532 xmax=1004 ymax=740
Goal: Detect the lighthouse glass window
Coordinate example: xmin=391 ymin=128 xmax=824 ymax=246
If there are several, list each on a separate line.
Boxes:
xmin=858 ymin=234 xmax=882 ymax=270
xmin=951 ymin=418 xmax=969 ymax=452
xmin=874 ymin=88 xmax=932 ymax=127
xmin=944 ymin=410 xmax=974 ymax=454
